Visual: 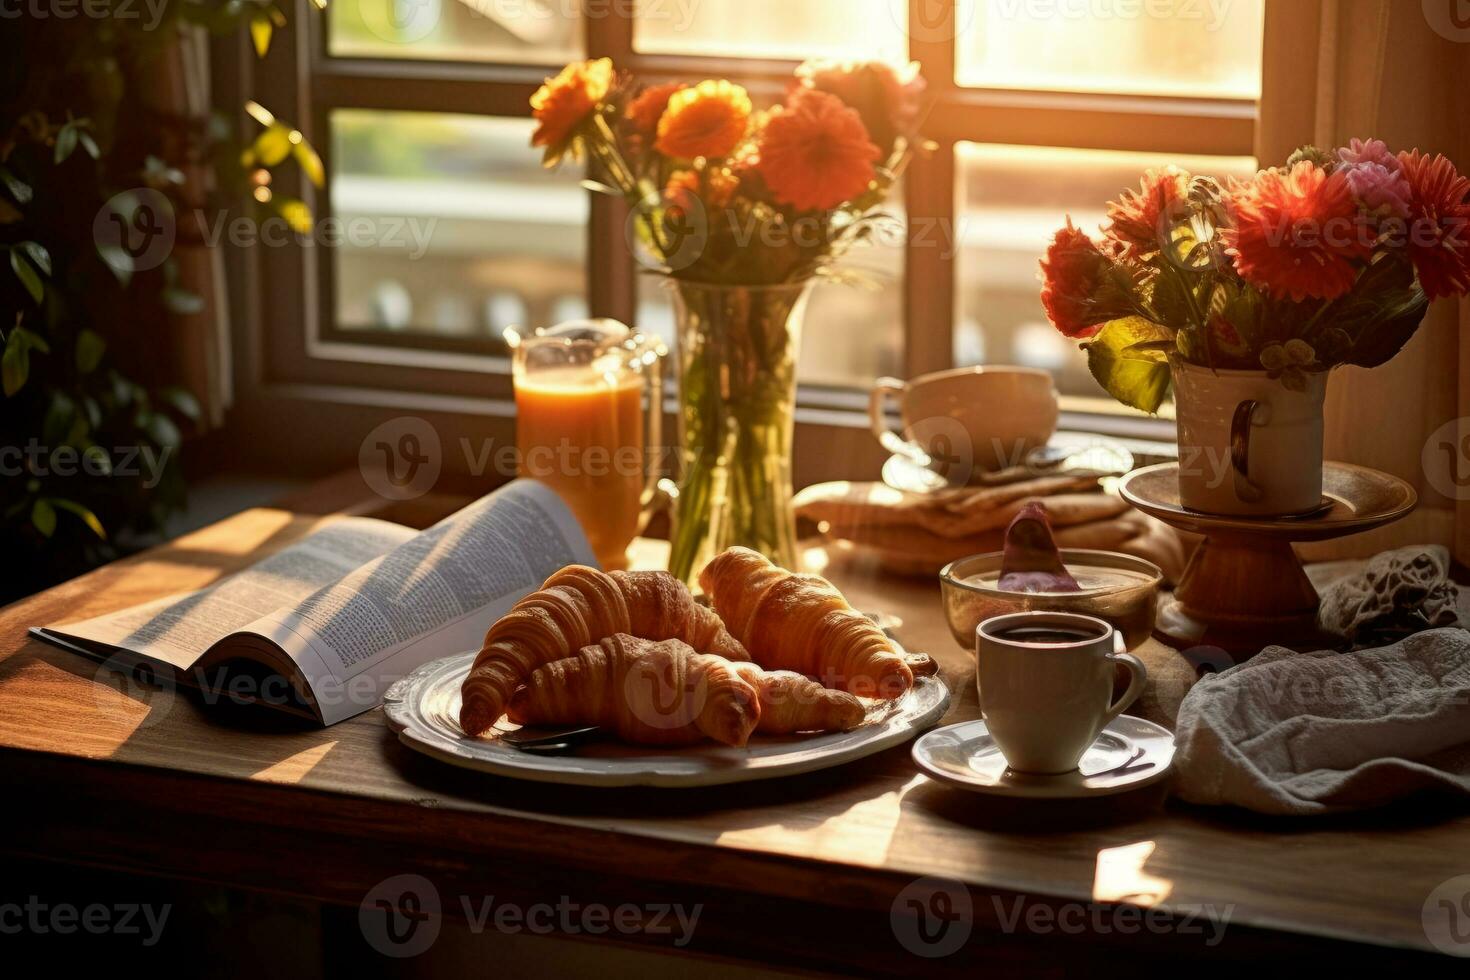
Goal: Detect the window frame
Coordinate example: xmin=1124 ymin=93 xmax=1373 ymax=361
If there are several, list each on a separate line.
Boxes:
xmin=225 ymin=0 xmax=1269 ymax=476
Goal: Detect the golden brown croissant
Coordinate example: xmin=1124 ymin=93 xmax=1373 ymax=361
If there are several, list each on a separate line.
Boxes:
xmin=730 ymin=663 xmax=866 ymax=734
xmin=699 ymin=547 xmax=914 ymax=699
xmin=507 ymin=634 xmax=761 ymax=746
xmin=459 ymin=566 xmax=748 ymax=737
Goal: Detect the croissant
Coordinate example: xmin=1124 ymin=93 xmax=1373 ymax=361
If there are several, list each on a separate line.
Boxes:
xmin=699 ymin=547 xmax=914 ymax=699
xmin=459 ymin=565 xmax=748 ymax=737
xmin=506 ymin=635 xmax=867 ymax=745
xmin=507 ymin=634 xmax=761 ymax=746
xmin=730 ymin=662 xmax=867 ymax=735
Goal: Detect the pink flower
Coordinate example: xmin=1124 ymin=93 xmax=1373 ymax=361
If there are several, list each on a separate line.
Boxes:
xmin=1337 ymin=138 xmax=1400 ymax=172
xmin=1343 ymin=162 xmax=1412 ymax=220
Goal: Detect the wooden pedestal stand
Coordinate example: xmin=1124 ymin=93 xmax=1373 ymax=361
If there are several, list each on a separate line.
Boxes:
xmin=1119 ymin=462 xmax=1417 ymax=658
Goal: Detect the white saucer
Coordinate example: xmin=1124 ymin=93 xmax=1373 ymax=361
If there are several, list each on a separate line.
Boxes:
xmin=881 ymin=433 xmax=1135 ymax=495
xmin=911 ymin=714 xmax=1175 ymax=798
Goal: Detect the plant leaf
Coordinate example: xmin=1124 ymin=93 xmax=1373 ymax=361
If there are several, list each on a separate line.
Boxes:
xmin=0 ymin=166 xmax=33 ymax=204
xmin=2 ymin=331 xmax=28 ymax=396
xmin=31 ymin=499 xmax=56 ymax=538
xmin=1082 ymin=317 xmax=1174 ymax=413
xmin=76 ymin=328 xmax=106 ymax=373
xmin=10 ymin=248 xmax=43 ymax=303
xmin=18 ymin=240 xmax=51 ymax=276
xmin=54 ymin=125 xmax=79 ymax=164
xmin=79 ymin=131 xmax=101 ymax=159
xmin=163 ymin=287 xmax=205 ymax=315
xmin=51 ymin=499 xmax=106 ymax=539
xmin=17 ymin=326 xmax=50 ymax=355
xmin=144 ymin=411 xmax=182 ymax=448
xmin=159 ymin=385 xmax=203 ymax=422
xmin=275 ymin=197 xmax=312 ymax=234
xmin=97 ymin=243 xmax=135 ymax=286
xmin=252 ymin=123 xmax=293 ymax=166
xmin=250 ymin=11 xmax=273 ymax=57
xmin=292 ymin=139 xmax=325 ymax=188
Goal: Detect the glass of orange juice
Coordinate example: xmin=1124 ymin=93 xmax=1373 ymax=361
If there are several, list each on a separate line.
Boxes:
xmin=508 ymin=319 xmax=667 ymax=570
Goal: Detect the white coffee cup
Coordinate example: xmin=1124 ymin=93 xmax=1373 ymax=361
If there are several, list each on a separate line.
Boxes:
xmin=868 ymin=366 xmax=1059 ymax=482
xmin=975 ymin=611 xmax=1147 ymax=774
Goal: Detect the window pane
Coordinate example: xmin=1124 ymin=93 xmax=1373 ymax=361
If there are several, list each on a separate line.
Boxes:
xmin=331 ymin=110 xmax=587 ymax=340
xmin=634 ymin=210 xmax=905 ymax=389
xmin=956 ymin=0 xmax=1264 ymax=98
xmin=329 ymin=0 xmax=581 ymax=63
xmin=635 ymin=0 xmax=908 ymax=63
xmin=954 ymin=143 xmax=1255 ymax=404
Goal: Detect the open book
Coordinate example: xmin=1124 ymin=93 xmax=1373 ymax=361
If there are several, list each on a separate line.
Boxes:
xmin=31 ymin=480 xmax=595 ymax=725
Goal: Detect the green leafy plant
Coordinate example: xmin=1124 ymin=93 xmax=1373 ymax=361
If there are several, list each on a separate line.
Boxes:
xmin=1 ymin=2 xmax=324 ymax=601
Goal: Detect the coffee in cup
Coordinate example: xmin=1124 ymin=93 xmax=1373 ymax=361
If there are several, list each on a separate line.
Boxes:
xmin=975 ymin=611 xmax=1147 ymax=774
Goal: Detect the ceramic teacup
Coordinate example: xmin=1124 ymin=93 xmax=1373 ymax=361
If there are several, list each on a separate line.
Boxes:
xmin=868 ymin=366 xmax=1059 ymax=483
xmin=975 ymin=611 xmax=1147 ymax=774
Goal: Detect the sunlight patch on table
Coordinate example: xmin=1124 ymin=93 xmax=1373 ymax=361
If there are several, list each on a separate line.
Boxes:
xmin=0 ymin=659 xmax=154 ymax=756
xmin=253 ymin=741 xmax=339 ymax=784
xmin=713 ymin=774 xmax=924 ymax=864
xmin=1093 ymin=840 xmax=1172 ymax=905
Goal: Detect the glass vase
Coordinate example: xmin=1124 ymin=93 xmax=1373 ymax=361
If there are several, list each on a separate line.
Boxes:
xmin=665 ymin=278 xmax=814 ymax=585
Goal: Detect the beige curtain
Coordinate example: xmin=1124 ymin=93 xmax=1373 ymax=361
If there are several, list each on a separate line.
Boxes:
xmin=1259 ymin=0 xmax=1470 ymax=560
xmin=136 ymin=25 xmax=234 ymax=430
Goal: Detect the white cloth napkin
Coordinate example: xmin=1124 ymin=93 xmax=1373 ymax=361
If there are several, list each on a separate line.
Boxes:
xmin=1173 ymin=629 xmax=1470 ymax=814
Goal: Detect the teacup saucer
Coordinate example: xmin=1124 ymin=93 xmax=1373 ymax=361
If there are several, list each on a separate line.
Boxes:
xmin=881 ymin=433 xmax=1135 ymax=495
xmin=911 ymin=715 xmax=1175 ymax=798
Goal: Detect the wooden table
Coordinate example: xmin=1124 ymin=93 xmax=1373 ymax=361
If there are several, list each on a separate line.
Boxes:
xmin=1 ymin=484 xmax=1465 ymax=974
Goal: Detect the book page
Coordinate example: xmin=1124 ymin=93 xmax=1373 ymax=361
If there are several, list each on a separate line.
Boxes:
xmin=239 ymin=480 xmax=595 ymax=724
xmin=46 ymin=517 xmax=416 ymax=671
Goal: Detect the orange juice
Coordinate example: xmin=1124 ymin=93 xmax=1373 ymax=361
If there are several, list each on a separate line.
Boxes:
xmin=515 ymin=366 xmax=645 ymax=570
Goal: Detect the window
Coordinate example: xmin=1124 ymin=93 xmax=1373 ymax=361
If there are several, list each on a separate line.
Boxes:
xmin=248 ymin=0 xmax=1265 ymax=433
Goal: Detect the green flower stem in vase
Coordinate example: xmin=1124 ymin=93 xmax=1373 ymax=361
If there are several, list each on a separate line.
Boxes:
xmin=666 ymin=278 xmax=814 ymax=585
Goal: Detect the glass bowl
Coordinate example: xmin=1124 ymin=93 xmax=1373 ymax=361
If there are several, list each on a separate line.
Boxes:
xmin=939 ymin=549 xmax=1163 ymax=651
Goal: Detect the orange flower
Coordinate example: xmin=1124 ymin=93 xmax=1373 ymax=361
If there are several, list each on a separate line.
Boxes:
xmin=664 ymin=167 xmax=738 ymax=218
xmin=755 ymin=89 xmax=881 ymax=212
xmin=656 ymin=80 xmax=752 ymax=160
xmin=628 ymin=82 xmax=685 ymax=138
xmin=1103 ymin=166 xmax=1191 ymax=260
xmin=531 ymin=58 xmax=613 ymax=165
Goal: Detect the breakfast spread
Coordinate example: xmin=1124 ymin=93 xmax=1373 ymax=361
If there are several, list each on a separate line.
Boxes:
xmin=461 ymin=548 xmax=912 ymax=744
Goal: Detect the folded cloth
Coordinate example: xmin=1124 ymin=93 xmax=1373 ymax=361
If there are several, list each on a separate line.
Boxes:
xmin=795 ymin=479 xmax=1192 ymax=582
xmin=1173 ymin=629 xmax=1470 ymax=815
xmin=1315 ymin=545 xmax=1461 ymax=645
xmin=794 ymin=476 xmax=1105 ymax=535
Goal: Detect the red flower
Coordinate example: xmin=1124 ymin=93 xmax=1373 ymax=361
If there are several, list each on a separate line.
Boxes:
xmin=755 ymin=89 xmax=881 ymax=212
xmin=627 ymin=82 xmax=685 ymax=138
xmin=1040 ymin=220 xmax=1115 ymax=339
xmin=1396 ymin=150 xmax=1470 ymax=300
xmin=794 ymin=59 xmax=926 ymax=152
xmin=1222 ymin=162 xmax=1372 ymax=302
xmin=1103 ymin=166 xmax=1190 ymax=260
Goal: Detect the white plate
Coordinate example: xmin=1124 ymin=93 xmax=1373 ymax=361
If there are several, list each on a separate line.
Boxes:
xmin=911 ymin=715 xmax=1174 ymax=798
xmin=384 ymin=652 xmax=952 ymax=788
